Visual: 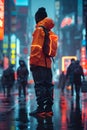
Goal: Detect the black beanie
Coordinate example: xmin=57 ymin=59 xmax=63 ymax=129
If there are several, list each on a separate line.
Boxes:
xmin=35 ymin=7 xmax=47 ymax=23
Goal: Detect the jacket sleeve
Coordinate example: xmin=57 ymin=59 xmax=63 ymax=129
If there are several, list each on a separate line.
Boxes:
xmin=30 ymin=28 xmax=44 ymax=59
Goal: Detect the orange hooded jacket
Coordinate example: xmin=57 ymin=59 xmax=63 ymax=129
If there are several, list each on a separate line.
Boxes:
xmin=30 ymin=17 xmax=55 ymax=68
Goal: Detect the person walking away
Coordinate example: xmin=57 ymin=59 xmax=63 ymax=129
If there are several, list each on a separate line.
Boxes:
xmin=29 ymin=7 xmax=57 ymax=116
xmin=17 ymin=59 xmax=29 ymax=99
xmin=1 ymin=64 xmax=15 ymax=97
xmin=73 ymin=60 xmax=84 ymax=100
xmin=58 ymin=71 xmax=66 ymax=93
xmin=66 ymin=58 xmax=75 ymax=96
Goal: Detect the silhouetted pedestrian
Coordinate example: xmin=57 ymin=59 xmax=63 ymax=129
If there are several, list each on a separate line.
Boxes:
xmin=17 ymin=59 xmax=29 ymax=99
xmin=58 ymin=71 xmax=66 ymax=93
xmin=66 ymin=58 xmax=76 ymax=96
xmin=1 ymin=64 xmax=15 ymax=97
xmin=73 ymin=60 xmax=84 ymax=100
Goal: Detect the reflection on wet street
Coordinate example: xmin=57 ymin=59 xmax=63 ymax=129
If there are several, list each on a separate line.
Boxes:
xmin=0 ymin=83 xmax=87 ymax=130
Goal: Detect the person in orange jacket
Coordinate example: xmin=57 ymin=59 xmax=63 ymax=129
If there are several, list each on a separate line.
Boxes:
xmin=29 ymin=7 xmax=55 ymax=116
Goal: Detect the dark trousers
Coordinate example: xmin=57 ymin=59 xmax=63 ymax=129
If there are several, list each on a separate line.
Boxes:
xmin=71 ymin=83 xmax=74 ymax=96
xmin=31 ymin=66 xmax=53 ymax=110
xmin=5 ymin=83 xmax=13 ymax=97
xmin=75 ymin=84 xmax=81 ymax=99
xmin=18 ymin=81 xmax=27 ymax=97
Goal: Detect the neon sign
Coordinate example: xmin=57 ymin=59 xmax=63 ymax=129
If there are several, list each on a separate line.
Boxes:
xmin=81 ymin=47 xmax=87 ymax=75
xmin=61 ymin=14 xmax=75 ymax=28
xmin=0 ymin=0 xmax=4 ymax=40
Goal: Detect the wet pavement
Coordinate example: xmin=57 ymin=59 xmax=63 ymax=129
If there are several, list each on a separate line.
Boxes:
xmin=0 ymin=82 xmax=87 ymax=130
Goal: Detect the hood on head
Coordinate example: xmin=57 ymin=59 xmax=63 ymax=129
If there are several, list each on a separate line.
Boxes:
xmin=36 ymin=17 xmax=54 ymax=30
xmin=19 ymin=59 xmax=25 ymax=66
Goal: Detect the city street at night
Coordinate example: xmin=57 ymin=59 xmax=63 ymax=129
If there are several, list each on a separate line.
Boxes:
xmin=0 ymin=0 xmax=87 ymax=130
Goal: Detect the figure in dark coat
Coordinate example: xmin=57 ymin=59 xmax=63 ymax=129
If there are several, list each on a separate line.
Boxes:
xmin=58 ymin=71 xmax=66 ymax=93
xmin=66 ymin=58 xmax=76 ymax=96
xmin=73 ymin=60 xmax=84 ymax=99
xmin=1 ymin=64 xmax=15 ymax=97
xmin=17 ymin=59 xmax=29 ymax=98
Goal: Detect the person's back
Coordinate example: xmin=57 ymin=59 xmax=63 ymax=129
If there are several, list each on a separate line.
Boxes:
xmin=66 ymin=59 xmax=75 ymax=83
xmin=73 ymin=60 xmax=84 ymax=86
xmin=73 ymin=60 xmax=84 ymax=99
xmin=66 ymin=58 xmax=75 ymax=96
